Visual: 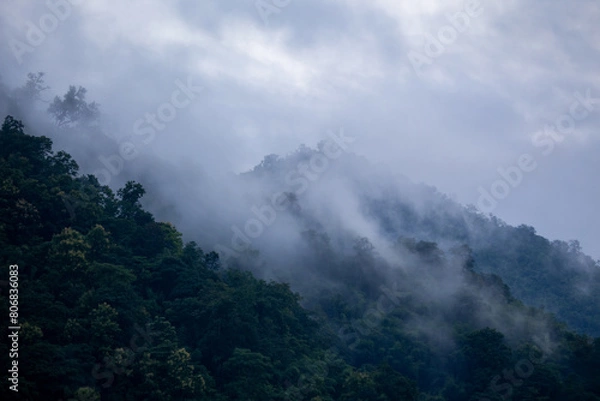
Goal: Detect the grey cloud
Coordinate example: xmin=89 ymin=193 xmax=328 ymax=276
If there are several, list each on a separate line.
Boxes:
xmin=0 ymin=0 xmax=598 ymax=259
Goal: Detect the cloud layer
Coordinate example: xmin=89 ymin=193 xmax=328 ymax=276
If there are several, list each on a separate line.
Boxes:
xmin=1 ymin=0 xmax=599 ymax=258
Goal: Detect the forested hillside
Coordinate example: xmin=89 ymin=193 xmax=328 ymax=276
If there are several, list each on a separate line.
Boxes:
xmin=224 ymin=148 xmax=600 ymax=337
xmin=1 ymin=115 xmax=599 ymax=400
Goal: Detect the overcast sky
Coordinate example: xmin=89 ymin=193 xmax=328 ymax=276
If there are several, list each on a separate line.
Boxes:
xmin=1 ymin=0 xmax=599 ymax=259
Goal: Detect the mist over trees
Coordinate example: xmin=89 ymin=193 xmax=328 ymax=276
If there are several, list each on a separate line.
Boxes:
xmin=1 ymin=74 xmax=599 ymax=400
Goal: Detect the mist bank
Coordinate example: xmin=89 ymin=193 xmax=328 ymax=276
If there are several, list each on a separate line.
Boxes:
xmin=2 ymin=72 xmax=599 ymax=340
xmin=3 ymin=110 xmax=600 ymax=400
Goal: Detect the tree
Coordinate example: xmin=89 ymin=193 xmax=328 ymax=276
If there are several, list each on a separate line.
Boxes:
xmin=253 ymin=153 xmax=280 ymax=173
xmin=222 ymin=348 xmax=278 ymax=400
xmin=460 ymin=328 xmax=512 ymax=394
xmin=372 ymin=364 xmax=418 ymax=401
xmin=48 ymin=86 xmax=99 ymax=127
xmin=117 ymin=181 xmax=152 ymax=223
xmin=12 ymin=72 xmax=49 ymax=105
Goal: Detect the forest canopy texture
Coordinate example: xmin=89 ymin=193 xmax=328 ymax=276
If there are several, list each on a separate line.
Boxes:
xmin=0 ymin=78 xmax=599 ymax=400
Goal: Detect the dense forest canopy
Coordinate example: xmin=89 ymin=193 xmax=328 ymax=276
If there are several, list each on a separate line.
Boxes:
xmin=0 ymin=72 xmax=599 ymax=400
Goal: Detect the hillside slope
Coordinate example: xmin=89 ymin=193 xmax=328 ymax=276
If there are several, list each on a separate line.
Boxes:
xmin=1 ymin=116 xmax=599 ymax=400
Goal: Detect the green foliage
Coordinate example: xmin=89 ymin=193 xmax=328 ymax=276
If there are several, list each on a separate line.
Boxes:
xmin=222 ymin=348 xmax=277 ymax=399
xmin=0 ymin=116 xmax=598 ymax=401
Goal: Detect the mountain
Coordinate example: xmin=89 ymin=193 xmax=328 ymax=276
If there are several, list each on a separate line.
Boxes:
xmin=177 ymin=145 xmax=600 ymax=337
xmin=1 ymin=115 xmax=599 ymax=400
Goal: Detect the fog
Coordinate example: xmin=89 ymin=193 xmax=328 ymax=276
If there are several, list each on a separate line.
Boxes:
xmin=1 ymin=0 xmax=599 ymax=349
xmin=2 ymin=0 xmax=599 ymax=259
